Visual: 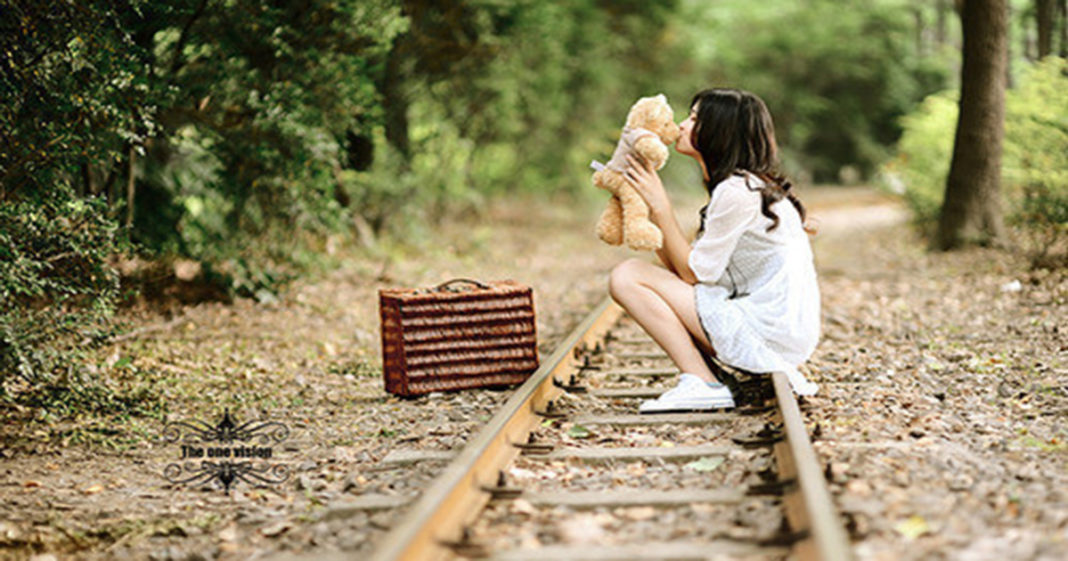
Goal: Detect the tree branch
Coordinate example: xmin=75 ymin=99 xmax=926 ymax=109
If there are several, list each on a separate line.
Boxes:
xmin=0 ymin=134 xmax=72 ymax=198
xmin=168 ymin=0 xmax=211 ymax=77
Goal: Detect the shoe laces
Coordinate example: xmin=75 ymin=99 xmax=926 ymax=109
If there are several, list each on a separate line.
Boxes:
xmin=659 ymin=374 xmax=708 ymax=399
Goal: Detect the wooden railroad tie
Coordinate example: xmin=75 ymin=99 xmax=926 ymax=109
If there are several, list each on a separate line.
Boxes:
xmin=380 ymin=444 xmax=732 ymax=466
xmin=487 ymin=541 xmax=788 ymax=561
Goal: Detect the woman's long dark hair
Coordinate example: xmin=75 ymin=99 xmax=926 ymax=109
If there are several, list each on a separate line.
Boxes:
xmin=690 ymin=88 xmax=805 ymax=234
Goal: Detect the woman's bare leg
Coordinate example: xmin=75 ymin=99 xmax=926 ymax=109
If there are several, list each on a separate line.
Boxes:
xmin=608 ymin=258 xmax=718 ymax=383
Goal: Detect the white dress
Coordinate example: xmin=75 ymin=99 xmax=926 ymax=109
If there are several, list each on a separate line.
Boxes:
xmin=689 ymin=173 xmax=821 ymax=395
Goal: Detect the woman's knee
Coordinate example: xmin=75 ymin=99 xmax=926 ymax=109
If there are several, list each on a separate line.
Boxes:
xmin=608 ymin=258 xmax=646 ymax=301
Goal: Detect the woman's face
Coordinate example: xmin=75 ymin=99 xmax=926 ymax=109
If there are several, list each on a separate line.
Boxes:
xmin=675 ymin=104 xmax=699 ymax=158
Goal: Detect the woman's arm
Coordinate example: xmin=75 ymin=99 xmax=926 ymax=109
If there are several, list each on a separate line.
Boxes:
xmin=623 ymin=155 xmax=698 ymax=284
xmin=651 ymin=204 xmax=698 ymax=284
xmin=654 ymin=247 xmax=677 ymax=275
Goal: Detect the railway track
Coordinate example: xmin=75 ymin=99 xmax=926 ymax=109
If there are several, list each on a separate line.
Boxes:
xmin=366 ymin=297 xmax=853 ymax=561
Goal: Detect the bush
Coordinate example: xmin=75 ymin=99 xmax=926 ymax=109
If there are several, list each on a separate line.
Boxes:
xmin=681 ymin=0 xmax=950 ymax=182
xmin=880 ymin=91 xmax=960 ymax=235
xmin=886 ymin=57 xmax=1068 ymax=261
xmin=1003 ymin=57 xmax=1068 ymax=264
xmin=0 ymin=191 xmax=121 ymax=401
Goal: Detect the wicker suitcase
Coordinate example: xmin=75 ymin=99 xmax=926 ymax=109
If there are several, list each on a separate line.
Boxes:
xmin=379 ymin=279 xmax=539 ymax=397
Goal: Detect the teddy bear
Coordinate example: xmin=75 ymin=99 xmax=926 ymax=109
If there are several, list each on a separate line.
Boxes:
xmin=590 ymin=94 xmax=680 ymax=251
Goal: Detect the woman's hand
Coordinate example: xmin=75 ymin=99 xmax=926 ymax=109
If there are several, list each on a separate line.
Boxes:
xmin=624 ymin=154 xmax=694 ymax=282
xmin=623 ymin=154 xmax=671 ymax=221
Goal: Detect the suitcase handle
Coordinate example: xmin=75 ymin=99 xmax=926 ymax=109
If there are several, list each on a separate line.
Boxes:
xmin=432 ymin=278 xmax=492 ymax=292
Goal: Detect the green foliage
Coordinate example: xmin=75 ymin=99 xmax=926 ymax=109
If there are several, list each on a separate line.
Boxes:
xmin=881 ymin=91 xmax=960 ymax=234
xmin=383 ymin=0 xmax=685 ymax=204
xmin=254 ymin=0 xmax=692 ymax=243
xmin=0 ymin=0 xmax=154 ymax=195
xmin=0 ymin=0 xmax=1008 ymax=411
xmin=132 ymin=0 xmax=407 ymax=255
xmin=886 ymin=57 xmax=1068 ymax=261
xmin=0 ymin=190 xmax=120 ymax=398
xmin=1003 ymin=57 xmax=1068 ymax=263
xmin=0 ymin=1 xmax=165 ymax=413
xmin=674 ymin=0 xmax=950 ymax=182
xmin=4 ymin=0 xmax=955 ymax=258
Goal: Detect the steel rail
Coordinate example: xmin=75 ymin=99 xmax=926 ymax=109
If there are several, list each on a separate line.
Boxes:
xmin=368 ymin=296 xmax=623 ymax=561
xmin=772 ymin=371 xmax=855 ymax=561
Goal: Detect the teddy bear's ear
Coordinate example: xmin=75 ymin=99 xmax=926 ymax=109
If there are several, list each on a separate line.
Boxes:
xmin=655 ymin=93 xmax=667 ymax=104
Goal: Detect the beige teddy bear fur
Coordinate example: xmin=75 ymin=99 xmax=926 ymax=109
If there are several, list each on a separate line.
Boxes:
xmin=591 ymin=94 xmax=681 ymax=251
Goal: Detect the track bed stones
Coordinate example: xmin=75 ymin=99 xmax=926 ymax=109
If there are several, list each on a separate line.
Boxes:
xmin=368 ymin=300 xmax=851 ymax=561
xmin=466 ymin=501 xmax=788 ymax=559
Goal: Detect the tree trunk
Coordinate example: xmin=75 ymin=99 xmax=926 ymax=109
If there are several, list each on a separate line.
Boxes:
xmin=81 ymin=161 xmax=94 ymax=197
xmin=126 ymin=145 xmax=136 ymax=228
xmin=1060 ymin=0 xmax=1068 ymax=57
xmin=1037 ymin=0 xmax=1056 ymax=57
xmin=1007 ymin=1 xmax=1016 ymax=87
xmin=937 ymin=0 xmax=950 ymax=46
xmin=914 ymin=6 xmax=926 ymax=55
xmin=381 ymin=36 xmax=411 ymax=163
xmin=937 ymin=0 xmax=1008 ymax=250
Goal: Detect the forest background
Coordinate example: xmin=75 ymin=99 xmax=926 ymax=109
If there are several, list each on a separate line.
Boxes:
xmin=1 ymin=0 xmax=1066 ymax=415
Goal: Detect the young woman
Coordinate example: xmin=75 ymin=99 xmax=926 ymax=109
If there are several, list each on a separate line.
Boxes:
xmin=609 ymin=88 xmax=820 ymax=413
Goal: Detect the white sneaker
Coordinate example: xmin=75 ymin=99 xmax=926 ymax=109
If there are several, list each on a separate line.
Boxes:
xmin=639 ymin=374 xmax=736 ymax=414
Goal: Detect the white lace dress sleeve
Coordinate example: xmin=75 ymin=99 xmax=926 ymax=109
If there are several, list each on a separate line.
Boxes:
xmin=688 ymin=179 xmax=761 ymax=284
xmin=689 ymin=174 xmax=822 ymax=396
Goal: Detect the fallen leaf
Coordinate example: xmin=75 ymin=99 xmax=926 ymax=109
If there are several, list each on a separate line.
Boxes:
xmin=23 ymin=480 xmax=41 ymax=488
xmin=846 ymin=479 xmax=872 ymax=497
xmin=508 ymin=467 xmax=536 ymax=481
xmin=1000 ymin=280 xmax=1022 ymax=293
xmin=173 ymin=259 xmax=202 ymax=281
xmin=567 ymin=425 xmax=591 ymax=439
xmin=332 ymin=446 xmax=355 ymax=462
xmin=684 ymin=456 xmax=725 ymax=472
xmin=260 ymin=520 xmax=291 ymax=537
xmin=512 ymin=498 xmax=537 ymax=515
xmin=0 ymin=522 xmax=20 ymax=541
xmin=619 ymin=506 xmax=656 ymax=521
xmin=690 ymin=502 xmax=718 ymax=514
xmin=218 ymin=524 xmax=238 ymax=542
xmin=894 ymin=515 xmax=929 ymax=540
xmin=83 ymin=484 xmax=104 ymax=495
xmin=558 ymin=514 xmax=606 ymax=545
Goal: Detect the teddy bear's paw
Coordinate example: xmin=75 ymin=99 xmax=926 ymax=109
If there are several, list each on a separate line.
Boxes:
xmin=624 ymin=223 xmax=664 ymax=251
xmin=627 ymin=237 xmax=663 ymax=252
xmin=593 ymin=170 xmax=625 ymax=193
xmin=633 ymin=137 xmax=669 ymax=170
xmin=596 ymin=223 xmax=624 ymax=246
xmin=600 ymin=233 xmax=625 ymax=246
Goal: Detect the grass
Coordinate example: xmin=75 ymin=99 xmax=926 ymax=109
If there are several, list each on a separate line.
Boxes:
xmin=1015 ymin=435 xmax=1068 ymax=453
xmin=9 ymin=511 xmax=226 ymax=555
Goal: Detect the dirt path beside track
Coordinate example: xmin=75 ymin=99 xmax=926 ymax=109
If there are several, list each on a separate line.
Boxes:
xmin=1 ymin=185 xmax=1065 ymax=561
